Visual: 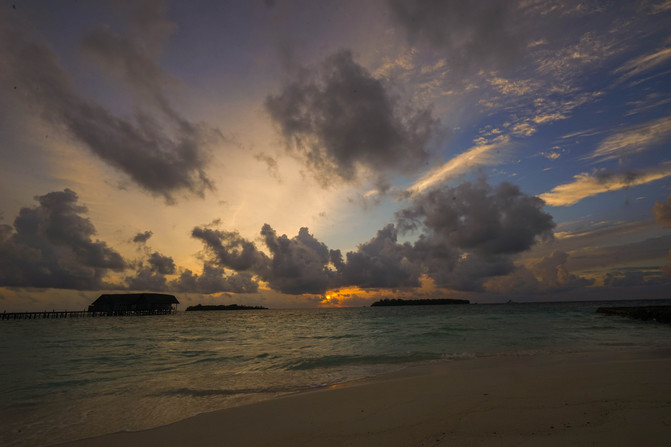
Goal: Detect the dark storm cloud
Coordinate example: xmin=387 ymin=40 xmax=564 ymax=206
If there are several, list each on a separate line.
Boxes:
xmin=411 ymin=235 xmax=515 ymax=291
xmin=653 ymin=194 xmax=671 ymax=227
xmin=191 ymin=227 xmax=269 ymax=272
xmin=0 ymin=189 xmax=125 ymax=289
xmin=338 ymin=224 xmax=421 ymax=288
xmin=189 ymin=180 xmax=555 ymax=295
xmin=132 ymin=230 xmax=154 ymax=244
xmin=260 ymin=224 xmax=338 ymax=294
xmin=394 ymin=180 xmax=555 ymax=290
xmin=386 ymin=0 xmax=525 ymax=71
xmin=171 ymin=263 xmax=259 ymax=294
xmin=344 ymin=181 xmax=553 ymax=290
xmin=125 ymin=249 xmax=259 ymax=294
xmin=124 ymin=251 xmax=259 ymax=294
xmin=265 ymin=50 xmax=438 ymax=187
xmin=147 ymin=251 xmax=176 ymax=274
xmin=397 ymin=180 xmax=555 ymax=255
xmin=188 ymin=180 xmax=554 ymax=295
xmin=446 ymin=253 xmax=514 ymax=291
xmin=404 ymin=233 xmax=458 ymax=284
xmin=126 ymin=267 xmax=168 ymax=291
xmin=192 ymin=223 xmax=340 ymax=295
xmin=1 ymin=13 xmax=214 ymax=203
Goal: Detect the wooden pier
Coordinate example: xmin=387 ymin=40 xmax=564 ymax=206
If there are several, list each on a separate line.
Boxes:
xmin=1 ymin=309 xmax=176 ymax=320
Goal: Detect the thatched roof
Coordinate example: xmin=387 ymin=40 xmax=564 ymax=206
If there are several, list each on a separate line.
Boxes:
xmin=91 ymin=293 xmax=179 ymax=306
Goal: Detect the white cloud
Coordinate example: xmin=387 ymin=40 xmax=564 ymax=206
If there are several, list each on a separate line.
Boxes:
xmin=488 ymin=77 xmax=536 ymax=96
xmin=537 ymin=32 xmax=616 ymax=78
xmin=373 ymin=48 xmax=417 ymax=78
xmin=540 ymin=146 xmax=564 ymax=160
xmin=614 ymin=47 xmax=671 ymax=82
xmin=561 ymin=127 xmax=603 ymax=140
xmin=625 ymin=93 xmax=671 ymax=116
xmin=585 ymin=115 xmax=671 ymax=162
xmin=533 ymin=113 xmax=567 ymax=124
xmin=407 ymin=136 xmax=510 ymax=195
xmin=540 ymin=162 xmax=671 ymax=207
xmin=511 ymin=122 xmax=537 ymax=137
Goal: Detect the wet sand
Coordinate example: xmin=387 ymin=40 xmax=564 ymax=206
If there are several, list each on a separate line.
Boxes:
xmin=53 ymin=350 xmax=671 ymax=447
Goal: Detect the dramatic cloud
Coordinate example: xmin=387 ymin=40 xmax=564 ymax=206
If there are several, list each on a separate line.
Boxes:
xmin=397 ymin=180 xmax=555 ymax=290
xmin=192 ymin=224 xmax=337 ymax=295
xmin=265 ymin=50 xmax=438 ymax=187
xmin=126 ymin=267 xmax=169 ymax=291
xmin=125 ymin=249 xmax=176 ymax=291
xmin=194 ymin=222 xmax=420 ymax=295
xmin=147 ymin=251 xmax=176 ymax=275
xmin=191 ymin=227 xmax=268 ymax=272
xmin=0 ymin=10 xmax=214 ymax=203
xmin=171 ymin=264 xmax=259 ymax=294
xmin=260 ymin=225 xmax=338 ymax=295
xmin=126 ymin=262 xmax=259 ymax=294
xmin=386 ymin=0 xmax=525 ymax=71
xmin=653 ymin=194 xmax=671 ymax=227
xmin=399 ymin=180 xmax=555 ymax=255
xmin=540 ymin=163 xmax=671 ymax=207
xmin=0 ymin=189 xmax=125 ymax=289
xmin=338 ymin=224 xmax=421 ymax=289
xmin=420 ymin=244 xmax=514 ymax=291
xmin=191 ymin=179 xmax=555 ymax=294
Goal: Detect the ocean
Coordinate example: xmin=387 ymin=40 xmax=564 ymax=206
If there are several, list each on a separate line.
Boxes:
xmin=2 ymin=299 xmax=671 ymax=447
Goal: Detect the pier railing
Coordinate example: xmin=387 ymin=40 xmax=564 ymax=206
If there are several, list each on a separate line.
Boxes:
xmin=1 ymin=310 xmax=176 ymax=320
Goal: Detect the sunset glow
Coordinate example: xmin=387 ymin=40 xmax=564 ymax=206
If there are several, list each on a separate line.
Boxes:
xmin=1 ymin=1 xmax=670 ymax=311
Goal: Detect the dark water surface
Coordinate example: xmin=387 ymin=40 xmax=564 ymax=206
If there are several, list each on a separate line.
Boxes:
xmin=2 ymin=300 xmax=671 ymax=446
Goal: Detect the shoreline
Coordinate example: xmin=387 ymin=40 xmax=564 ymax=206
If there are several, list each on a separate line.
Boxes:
xmin=51 ymin=348 xmax=671 ymax=447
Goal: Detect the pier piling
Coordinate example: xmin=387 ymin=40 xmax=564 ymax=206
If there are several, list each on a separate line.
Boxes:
xmin=1 ymin=310 xmax=175 ymax=320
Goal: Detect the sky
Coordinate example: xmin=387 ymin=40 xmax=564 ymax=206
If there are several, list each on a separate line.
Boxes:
xmin=1 ymin=0 xmax=671 ymax=311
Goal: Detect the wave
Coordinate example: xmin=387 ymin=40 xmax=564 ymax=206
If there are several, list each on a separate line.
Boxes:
xmin=157 ymin=384 xmax=318 ymax=398
xmin=281 ymin=352 xmax=440 ymax=371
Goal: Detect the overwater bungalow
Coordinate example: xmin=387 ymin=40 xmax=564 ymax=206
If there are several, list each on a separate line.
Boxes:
xmin=88 ymin=293 xmax=179 ymax=313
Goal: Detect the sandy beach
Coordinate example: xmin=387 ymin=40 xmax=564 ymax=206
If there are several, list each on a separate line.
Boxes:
xmin=52 ymin=349 xmax=671 ymax=447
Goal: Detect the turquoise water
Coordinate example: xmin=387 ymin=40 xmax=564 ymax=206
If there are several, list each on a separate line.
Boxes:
xmin=2 ymin=300 xmax=671 ymax=447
